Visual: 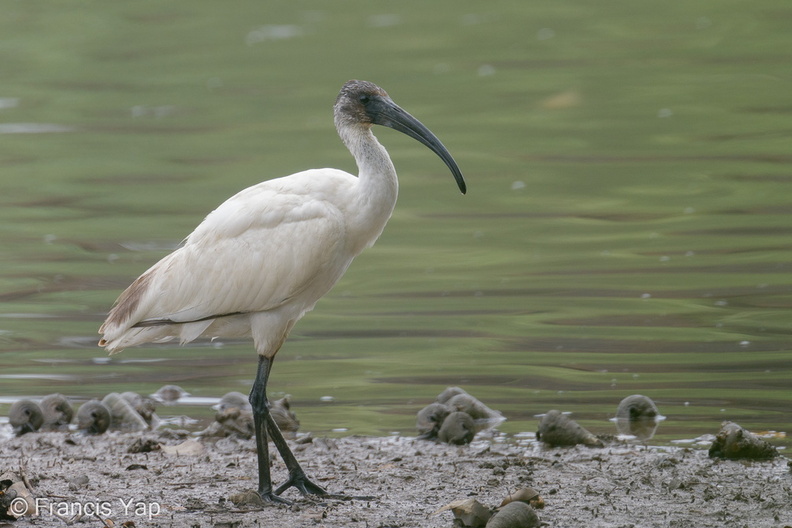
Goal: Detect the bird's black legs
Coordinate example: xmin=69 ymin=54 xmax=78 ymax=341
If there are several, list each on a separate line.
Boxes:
xmin=249 ymin=356 xmax=284 ymax=503
xmin=249 ymin=355 xmax=327 ymax=502
xmin=268 ymin=410 xmax=328 ymax=496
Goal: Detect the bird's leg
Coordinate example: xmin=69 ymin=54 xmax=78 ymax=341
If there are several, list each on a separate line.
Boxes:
xmin=249 ymin=355 xmax=290 ymax=504
xmin=268 ymin=411 xmax=328 ymax=496
xmin=249 ymin=355 xmax=327 ymax=501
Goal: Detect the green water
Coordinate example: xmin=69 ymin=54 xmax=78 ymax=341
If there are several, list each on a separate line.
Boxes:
xmin=1 ymin=1 xmax=790 ymax=448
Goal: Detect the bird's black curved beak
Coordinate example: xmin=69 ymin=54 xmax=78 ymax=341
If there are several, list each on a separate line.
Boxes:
xmin=367 ymin=97 xmax=466 ymax=194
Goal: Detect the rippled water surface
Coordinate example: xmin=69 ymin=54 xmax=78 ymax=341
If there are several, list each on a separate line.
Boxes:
xmin=1 ymin=1 xmax=790 ymax=448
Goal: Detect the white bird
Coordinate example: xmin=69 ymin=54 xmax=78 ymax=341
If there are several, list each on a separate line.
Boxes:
xmin=99 ymin=79 xmax=465 ymax=502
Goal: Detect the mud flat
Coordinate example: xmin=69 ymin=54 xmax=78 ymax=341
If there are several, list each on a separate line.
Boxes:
xmin=1 ymin=431 xmax=790 ymax=527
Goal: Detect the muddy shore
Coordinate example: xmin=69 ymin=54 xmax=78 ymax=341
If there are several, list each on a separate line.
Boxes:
xmin=1 ymin=431 xmax=790 ymax=528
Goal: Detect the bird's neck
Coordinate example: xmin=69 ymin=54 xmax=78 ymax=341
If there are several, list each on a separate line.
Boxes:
xmin=341 ymin=126 xmax=399 ymax=248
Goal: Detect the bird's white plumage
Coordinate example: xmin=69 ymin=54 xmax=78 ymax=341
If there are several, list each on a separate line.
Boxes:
xmin=100 ymin=167 xmax=392 ymax=355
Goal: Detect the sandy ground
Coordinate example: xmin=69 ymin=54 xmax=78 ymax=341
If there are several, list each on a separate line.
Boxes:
xmin=1 ymin=430 xmax=790 ymax=528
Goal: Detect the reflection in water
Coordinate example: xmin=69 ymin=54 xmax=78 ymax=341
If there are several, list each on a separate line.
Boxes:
xmin=0 ymin=123 xmax=74 ymax=134
xmin=615 ymin=418 xmax=661 ymax=443
xmin=0 ymin=374 xmax=78 ymax=381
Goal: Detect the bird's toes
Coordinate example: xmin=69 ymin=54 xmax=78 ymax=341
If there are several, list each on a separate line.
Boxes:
xmin=258 ymin=491 xmax=293 ymax=505
xmin=274 ymin=474 xmax=328 ymax=497
xmin=297 ymin=479 xmax=328 ymax=497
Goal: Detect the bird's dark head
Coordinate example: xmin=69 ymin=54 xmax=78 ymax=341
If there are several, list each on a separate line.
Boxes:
xmin=334 ymin=79 xmax=466 ymax=194
xmin=334 ymin=80 xmax=390 ymax=128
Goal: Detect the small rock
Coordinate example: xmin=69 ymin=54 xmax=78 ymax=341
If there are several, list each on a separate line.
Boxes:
xmin=128 ymin=438 xmax=161 ymax=454
xmin=228 ymin=490 xmax=265 ymax=507
xmin=68 ymin=475 xmax=89 ymax=491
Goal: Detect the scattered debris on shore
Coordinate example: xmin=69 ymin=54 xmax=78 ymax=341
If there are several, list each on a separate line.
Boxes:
xmin=1 ymin=387 xmax=789 ymax=527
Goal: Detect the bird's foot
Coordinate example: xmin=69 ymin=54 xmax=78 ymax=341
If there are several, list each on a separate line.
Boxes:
xmin=257 ymin=490 xmax=293 ymax=505
xmin=274 ymin=472 xmax=328 ymax=497
xmin=274 ymin=475 xmax=378 ymax=503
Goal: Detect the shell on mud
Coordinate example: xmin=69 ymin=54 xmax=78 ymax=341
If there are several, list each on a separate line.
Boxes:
xmin=436 ymin=386 xmax=468 ymax=404
xmin=201 ymin=391 xmax=254 ymax=438
xmin=198 ymin=395 xmax=297 ymax=440
xmin=9 ymin=400 xmax=44 ymax=436
xmin=708 ymin=421 xmax=779 ymax=460
xmin=151 ymin=384 xmax=189 ymax=404
xmin=616 ymin=394 xmax=660 ymax=421
xmin=424 ymin=387 xmax=506 ymax=444
xmin=486 ymin=501 xmax=539 ymax=528
xmin=0 ymin=471 xmax=35 ymax=519
xmin=537 ymin=409 xmax=604 ymax=448
xmin=199 ymin=407 xmax=254 ymax=439
xmin=433 ymin=498 xmax=493 ymax=528
xmin=102 ymin=392 xmax=149 ymax=431
xmin=76 ymin=400 xmax=112 ymax=435
xmin=40 ymin=393 xmax=74 ymax=430
xmin=447 ymin=393 xmax=506 ymax=432
xmin=499 ymin=487 xmax=545 ymax=509
xmin=438 ymin=411 xmax=476 ymax=445
xmin=416 ymin=402 xmax=452 ymax=438
xmin=120 ymin=391 xmax=159 ymax=427
xmin=270 ymin=396 xmax=300 ymax=438
xmin=213 ymin=391 xmax=252 ymax=413
xmin=615 ymin=394 xmax=662 ymax=442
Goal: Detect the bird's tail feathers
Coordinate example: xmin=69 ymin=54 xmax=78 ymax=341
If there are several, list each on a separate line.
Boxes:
xmin=98 ymin=326 xmax=177 ymax=355
xmin=98 ymin=318 xmax=214 ymax=354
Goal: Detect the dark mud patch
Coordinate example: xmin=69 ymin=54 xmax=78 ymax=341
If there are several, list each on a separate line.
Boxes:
xmin=1 ymin=432 xmax=790 ymax=527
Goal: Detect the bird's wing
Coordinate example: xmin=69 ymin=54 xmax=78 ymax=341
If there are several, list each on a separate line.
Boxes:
xmin=100 ymin=171 xmax=355 ymax=343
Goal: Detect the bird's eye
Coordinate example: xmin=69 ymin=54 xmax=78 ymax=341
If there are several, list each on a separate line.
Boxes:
xmin=359 ymin=94 xmax=371 ymax=105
